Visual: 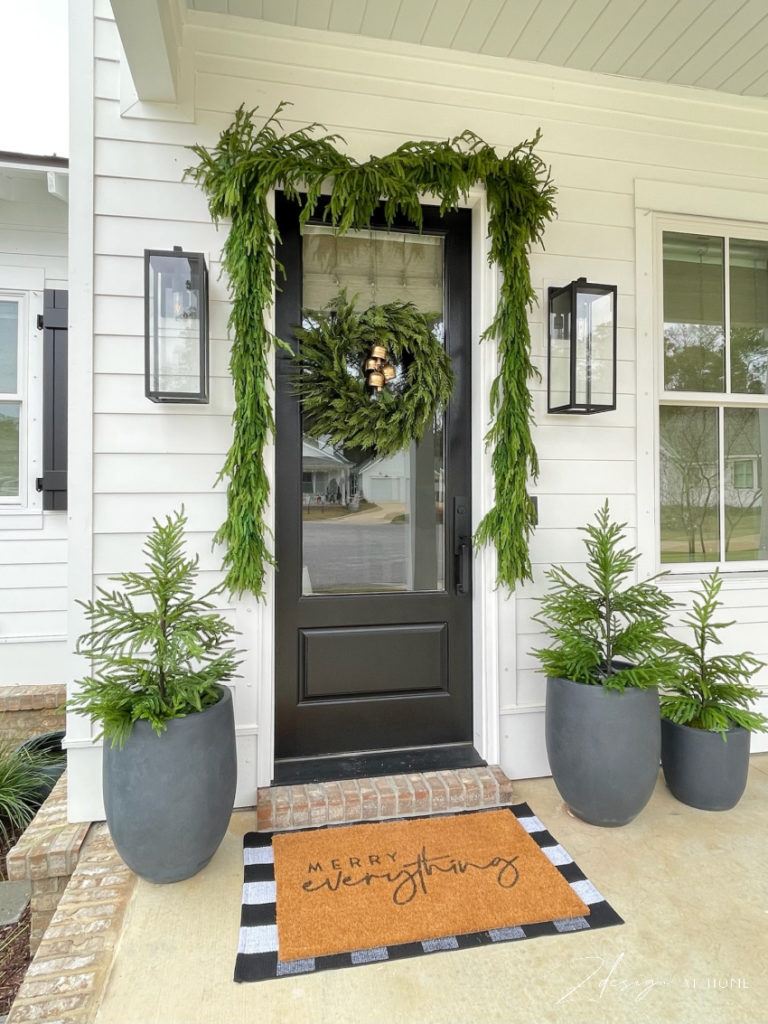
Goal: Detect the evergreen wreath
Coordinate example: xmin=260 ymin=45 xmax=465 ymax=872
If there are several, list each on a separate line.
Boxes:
xmin=187 ymin=102 xmax=556 ymax=597
xmin=293 ymin=292 xmax=453 ymax=459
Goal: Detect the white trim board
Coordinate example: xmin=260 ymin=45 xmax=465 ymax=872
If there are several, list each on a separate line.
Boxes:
xmin=635 ymin=177 xmax=768 ymax=582
xmin=635 ymin=180 xmax=768 ymax=222
xmin=66 ymin=0 xmax=98 ymax=823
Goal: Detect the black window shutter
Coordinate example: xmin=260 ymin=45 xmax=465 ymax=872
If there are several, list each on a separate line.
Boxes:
xmin=37 ymin=289 xmax=68 ymax=510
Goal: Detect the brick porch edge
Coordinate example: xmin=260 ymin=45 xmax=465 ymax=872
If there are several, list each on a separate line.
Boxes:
xmin=6 ymin=780 xmax=135 ymax=1024
xmin=6 ymin=765 xmax=515 ymax=1022
xmin=256 ymin=765 xmax=516 ymax=831
xmin=6 ymin=775 xmax=90 ymax=952
xmin=0 ymin=684 xmax=66 ymax=746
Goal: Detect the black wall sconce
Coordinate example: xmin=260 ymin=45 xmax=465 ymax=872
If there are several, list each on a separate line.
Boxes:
xmin=144 ymin=247 xmax=209 ymax=403
xmin=547 ymin=277 xmax=617 ymax=414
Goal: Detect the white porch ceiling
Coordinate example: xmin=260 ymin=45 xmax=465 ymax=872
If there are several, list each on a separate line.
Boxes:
xmin=186 ymin=0 xmax=768 ymax=102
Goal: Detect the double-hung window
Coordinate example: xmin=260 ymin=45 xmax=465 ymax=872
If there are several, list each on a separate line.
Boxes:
xmin=0 ymin=294 xmax=26 ymax=504
xmin=660 ymin=223 xmax=768 ymax=568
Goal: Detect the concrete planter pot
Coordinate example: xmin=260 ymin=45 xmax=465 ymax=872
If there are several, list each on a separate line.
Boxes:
xmin=545 ymin=675 xmax=661 ymax=827
xmin=103 ymin=685 xmax=237 ymax=883
xmin=661 ymin=718 xmax=750 ymax=811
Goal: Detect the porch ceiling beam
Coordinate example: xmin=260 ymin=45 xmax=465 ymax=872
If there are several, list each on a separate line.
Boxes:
xmin=111 ymin=0 xmax=180 ymax=103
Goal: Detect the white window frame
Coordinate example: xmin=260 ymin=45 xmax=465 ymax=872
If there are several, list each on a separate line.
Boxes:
xmin=657 ymin=215 xmax=768 ymax=573
xmin=0 ymin=268 xmax=44 ymax=517
xmin=635 ymin=181 xmax=768 ymax=582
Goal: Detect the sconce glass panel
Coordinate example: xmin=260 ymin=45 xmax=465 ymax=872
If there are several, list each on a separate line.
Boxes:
xmin=144 ymin=248 xmax=209 ymax=403
xmin=548 ymin=289 xmax=572 ymax=410
xmin=547 ymin=278 xmax=617 ymax=414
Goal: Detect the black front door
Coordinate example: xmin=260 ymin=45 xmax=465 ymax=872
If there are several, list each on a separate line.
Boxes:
xmin=274 ymin=193 xmax=478 ymax=783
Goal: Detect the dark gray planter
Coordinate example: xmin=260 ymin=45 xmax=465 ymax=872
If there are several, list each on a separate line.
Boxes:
xmin=546 ymin=675 xmax=661 ymax=827
xmin=103 ymin=685 xmax=237 ymax=883
xmin=661 ymin=718 xmax=750 ymax=811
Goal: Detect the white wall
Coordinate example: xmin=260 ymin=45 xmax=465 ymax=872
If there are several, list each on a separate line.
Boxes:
xmin=0 ymin=167 xmax=68 ymax=684
xmin=68 ymin=1 xmax=768 ymax=818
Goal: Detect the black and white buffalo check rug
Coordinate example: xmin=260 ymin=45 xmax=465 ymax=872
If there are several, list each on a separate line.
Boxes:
xmin=234 ymin=802 xmax=623 ymax=982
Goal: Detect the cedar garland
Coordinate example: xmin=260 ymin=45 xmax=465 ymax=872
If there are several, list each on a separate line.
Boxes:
xmin=187 ymin=102 xmax=556 ymax=597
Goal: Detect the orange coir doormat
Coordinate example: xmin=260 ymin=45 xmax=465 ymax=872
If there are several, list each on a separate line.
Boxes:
xmin=272 ymin=808 xmax=590 ymax=962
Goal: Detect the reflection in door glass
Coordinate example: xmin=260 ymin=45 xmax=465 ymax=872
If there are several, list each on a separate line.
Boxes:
xmin=301 ymin=225 xmax=445 ymax=595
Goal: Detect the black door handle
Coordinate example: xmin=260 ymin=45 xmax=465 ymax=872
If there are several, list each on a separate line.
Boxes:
xmin=453 ymin=496 xmax=471 ymax=595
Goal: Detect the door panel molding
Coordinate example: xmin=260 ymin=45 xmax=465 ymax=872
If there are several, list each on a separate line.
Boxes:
xmin=299 ymin=623 xmax=448 ymax=700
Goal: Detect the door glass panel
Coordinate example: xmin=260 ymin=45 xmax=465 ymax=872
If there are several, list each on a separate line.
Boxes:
xmin=300 ymin=225 xmax=445 ymax=595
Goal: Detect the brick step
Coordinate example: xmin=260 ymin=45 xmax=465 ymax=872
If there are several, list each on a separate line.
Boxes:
xmin=256 ymin=765 xmax=515 ymax=832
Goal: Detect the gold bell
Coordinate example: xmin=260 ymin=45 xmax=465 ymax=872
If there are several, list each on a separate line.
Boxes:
xmin=381 ymin=363 xmax=396 ymax=381
xmin=368 ymin=370 xmax=384 ymax=389
xmin=370 ymin=344 xmax=387 ymax=360
xmin=364 ymin=357 xmax=380 ymax=371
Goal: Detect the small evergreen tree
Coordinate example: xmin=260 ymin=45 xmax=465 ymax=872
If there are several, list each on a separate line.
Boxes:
xmin=661 ymin=569 xmax=768 ymax=737
xmin=532 ymin=501 xmax=676 ymax=690
xmin=69 ymin=508 xmax=241 ymax=747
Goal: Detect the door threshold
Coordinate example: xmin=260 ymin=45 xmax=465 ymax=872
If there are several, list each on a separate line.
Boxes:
xmin=272 ymin=742 xmax=485 ymax=786
xmin=257 ymin=764 xmax=514 ymax=831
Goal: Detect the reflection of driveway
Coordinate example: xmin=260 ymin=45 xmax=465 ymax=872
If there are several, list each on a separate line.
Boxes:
xmin=326 ymin=501 xmax=405 ymax=525
xmin=304 ymin=520 xmax=407 ymax=591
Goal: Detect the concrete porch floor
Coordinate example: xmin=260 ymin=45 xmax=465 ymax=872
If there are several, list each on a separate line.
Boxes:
xmin=82 ymin=758 xmax=768 ymax=1023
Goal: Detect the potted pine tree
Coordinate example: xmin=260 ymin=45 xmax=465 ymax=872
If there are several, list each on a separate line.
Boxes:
xmin=68 ymin=508 xmax=241 ymax=883
xmin=660 ymin=569 xmax=767 ymax=810
xmin=532 ymin=501 xmax=676 ymax=827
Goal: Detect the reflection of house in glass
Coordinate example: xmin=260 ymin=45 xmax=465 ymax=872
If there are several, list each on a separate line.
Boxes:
xmin=359 ymin=449 xmax=408 ymax=504
xmin=301 ymin=438 xmax=354 ymax=508
xmin=660 ymin=406 xmax=768 ymax=562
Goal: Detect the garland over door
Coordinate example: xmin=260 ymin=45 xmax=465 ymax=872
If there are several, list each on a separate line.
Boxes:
xmin=274 ymin=194 xmax=477 ymax=783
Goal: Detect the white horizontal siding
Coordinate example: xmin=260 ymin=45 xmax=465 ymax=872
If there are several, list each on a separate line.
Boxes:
xmin=0 ymin=587 xmax=67 ymax=614
xmin=74 ymin=6 xmax=768 ymax=808
xmin=92 ymin=531 xmax=227 ymax=576
xmin=93 ymin=412 xmax=234 ymax=453
xmin=95 ymin=177 xmax=212 ymax=222
xmin=0 ymin=174 xmax=68 ymax=685
xmin=0 ymin=610 xmax=67 ymax=639
xmin=93 ymin=453 xmax=227 ymax=492
xmin=93 ymin=374 xmax=235 ymax=415
xmin=94 ymin=214 xmax=231 ymax=256
xmin=0 ymin=637 xmax=69 ymax=685
xmin=92 ymin=492 xmax=227 ymax=536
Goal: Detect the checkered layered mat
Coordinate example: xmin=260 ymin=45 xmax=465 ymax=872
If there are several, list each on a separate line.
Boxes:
xmin=234 ymin=802 xmax=623 ymax=983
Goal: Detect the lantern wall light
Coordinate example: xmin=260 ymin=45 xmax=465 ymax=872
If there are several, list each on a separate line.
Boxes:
xmin=547 ymin=277 xmax=617 ymax=414
xmin=144 ymin=246 xmax=209 ymax=403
